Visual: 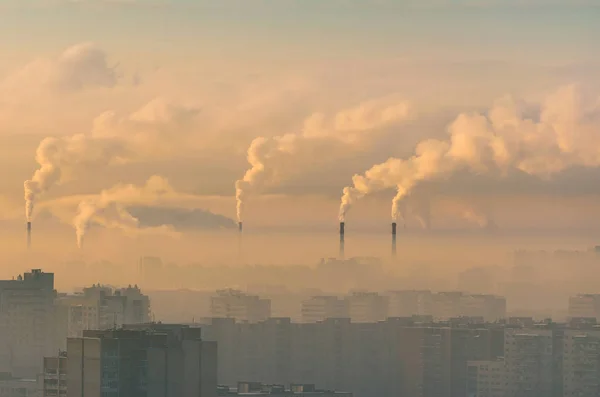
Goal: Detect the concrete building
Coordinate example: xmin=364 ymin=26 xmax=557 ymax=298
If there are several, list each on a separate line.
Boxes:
xmin=0 ymin=269 xmax=58 ymax=378
xmin=42 ymin=352 xmax=67 ymax=397
xmin=431 ymin=292 xmax=464 ymax=320
xmin=55 ymin=284 xmax=151 ymax=348
xmin=562 ymin=329 xmax=600 ymax=397
xmin=344 ymin=292 xmax=387 ymax=323
xmin=504 ymin=328 xmax=554 ymax=397
xmin=386 ymin=290 xmax=433 ymax=318
xmin=210 ymin=289 xmax=271 ymax=323
xmin=301 ymin=296 xmax=348 ymax=323
xmin=466 ymin=359 xmax=505 ymax=397
xmin=66 ymin=324 xmax=216 ymax=397
xmin=0 ymin=373 xmax=38 ymax=397
xmin=460 ymin=295 xmax=506 ymax=322
xmin=218 ymin=382 xmax=352 ymax=397
xmin=568 ymin=294 xmax=600 ymax=320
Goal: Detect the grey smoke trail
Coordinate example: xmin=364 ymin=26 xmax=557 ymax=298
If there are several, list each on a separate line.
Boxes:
xmin=73 ymin=176 xmax=175 ymax=248
xmin=236 ymin=97 xmax=412 ymax=222
xmin=339 ymin=85 xmax=600 ymax=221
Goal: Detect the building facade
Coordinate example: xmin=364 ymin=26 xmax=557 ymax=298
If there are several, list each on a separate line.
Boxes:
xmin=66 ymin=324 xmax=216 ymax=397
xmin=301 ymin=296 xmax=348 ymax=323
xmin=210 ymin=289 xmax=271 ymax=323
xmin=0 ymin=269 xmax=58 ymax=378
xmin=43 ymin=352 xmax=68 ymax=397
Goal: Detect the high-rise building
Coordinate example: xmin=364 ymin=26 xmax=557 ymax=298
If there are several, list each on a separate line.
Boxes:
xmin=344 ymin=292 xmax=388 ymax=323
xmin=67 ymin=324 xmax=217 ymax=397
xmin=54 ymin=284 xmax=151 ymax=351
xmin=301 ymin=296 xmax=348 ymax=323
xmin=562 ymin=329 xmax=600 ymax=397
xmin=460 ymin=295 xmax=506 ymax=322
xmin=0 ymin=269 xmax=57 ymax=377
xmin=386 ymin=290 xmax=433 ymax=318
xmin=43 ymin=351 xmax=68 ymax=397
xmin=210 ymin=289 xmax=271 ymax=323
xmin=504 ymin=328 xmax=554 ymax=397
xmin=568 ymin=294 xmax=600 ymax=320
xmin=466 ymin=359 xmax=505 ymax=397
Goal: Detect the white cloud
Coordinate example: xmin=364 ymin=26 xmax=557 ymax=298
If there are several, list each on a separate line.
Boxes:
xmin=1 ymin=43 xmax=118 ymax=98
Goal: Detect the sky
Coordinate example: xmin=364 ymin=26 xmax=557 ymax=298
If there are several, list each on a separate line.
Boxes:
xmin=1 ymin=0 xmax=600 ymax=268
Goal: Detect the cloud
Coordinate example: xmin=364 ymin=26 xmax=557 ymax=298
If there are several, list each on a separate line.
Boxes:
xmin=1 ymin=43 xmax=118 ymax=98
xmin=128 ymin=206 xmax=236 ymax=230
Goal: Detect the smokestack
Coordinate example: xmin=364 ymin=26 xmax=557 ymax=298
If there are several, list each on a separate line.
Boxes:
xmin=391 ymin=222 xmax=397 ymax=257
xmin=339 ymin=222 xmax=345 ymax=259
xmin=238 ymin=221 xmax=243 ymax=233
xmin=26 ymin=222 xmax=31 ymax=249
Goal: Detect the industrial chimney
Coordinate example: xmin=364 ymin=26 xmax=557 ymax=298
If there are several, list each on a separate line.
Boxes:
xmin=238 ymin=221 xmax=243 ymax=233
xmin=26 ymin=221 xmax=31 ymax=249
xmin=339 ymin=221 xmax=345 ymax=259
xmin=391 ymin=222 xmax=397 ymax=257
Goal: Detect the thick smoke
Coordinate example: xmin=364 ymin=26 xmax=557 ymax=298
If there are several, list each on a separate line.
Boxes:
xmin=73 ymin=176 xmax=177 ymax=248
xmin=24 ymin=99 xmax=199 ymax=222
xmin=235 ymin=97 xmax=412 ymax=222
xmin=339 ymin=85 xmax=600 ymax=222
xmin=24 ymin=135 xmax=129 ymax=221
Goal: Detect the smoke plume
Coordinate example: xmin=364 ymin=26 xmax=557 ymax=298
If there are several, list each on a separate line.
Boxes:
xmin=24 ymin=135 xmax=129 ymax=221
xmin=24 ymin=98 xmax=199 ymax=222
xmin=235 ymin=97 xmax=412 ymax=222
xmin=339 ymin=85 xmax=600 ymax=222
xmin=73 ymin=175 xmax=177 ymax=248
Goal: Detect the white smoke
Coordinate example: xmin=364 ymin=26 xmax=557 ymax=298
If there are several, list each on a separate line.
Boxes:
xmin=235 ymin=97 xmax=413 ymax=222
xmin=24 ymin=135 xmax=129 ymax=221
xmin=24 ymin=98 xmax=199 ymax=222
xmin=339 ymin=85 xmax=600 ymax=222
xmin=73 ymin=175 xmax=178 ymax=248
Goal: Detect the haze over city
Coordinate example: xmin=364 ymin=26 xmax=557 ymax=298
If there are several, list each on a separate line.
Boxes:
xmin=2 ymin=3 xmax=600 ymax=396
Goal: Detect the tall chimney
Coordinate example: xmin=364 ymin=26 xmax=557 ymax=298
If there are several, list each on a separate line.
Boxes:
xmin=339 ymin=222 xmax=345 ymax=259
xmin=238 ymin=221 xmax=243 ymax=233
xmin=26 ymin=222 xmax=31 ymax=249
xmin=391 ymin=222 xmax=397 ymax=257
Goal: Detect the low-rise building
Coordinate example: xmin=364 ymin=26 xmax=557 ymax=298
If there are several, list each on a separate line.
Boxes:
xmin=0 ymin=373 xmax=38 ymax=397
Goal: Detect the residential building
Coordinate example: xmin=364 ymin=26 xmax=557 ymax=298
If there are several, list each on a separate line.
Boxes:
xmin=568 ymin=294 xmax=600 ymax=320
xmin=344 ymin=292 xmax=387 ymax=323
xmin=0 ymin=373 xmax=38 ymax=397
xmin=466 ymin=359 xmax=505 ymax=397
xmin=386 ymin=290 xmax=432 ymax=317
xmin=217 ymin=382 xmax=352 ymax=397
xmin=301 ymin=296 xmax=347 ymax=323
xmin=562 ymin=329 xmax=600 ymax=397
xmin=0 ymin=269 xmax=57 ymax=378
xmin=504 ymin=328 xmax=554 ymax=397
xmin=210 ymin=289 xmax=271 ymax=323
xmin=67 ymin=324 xmax=217 ymax=397
xmin=42 ymin=352 xmax=67 ymax=397
xmin=55 ymin=284 xmax=151 ymax=349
